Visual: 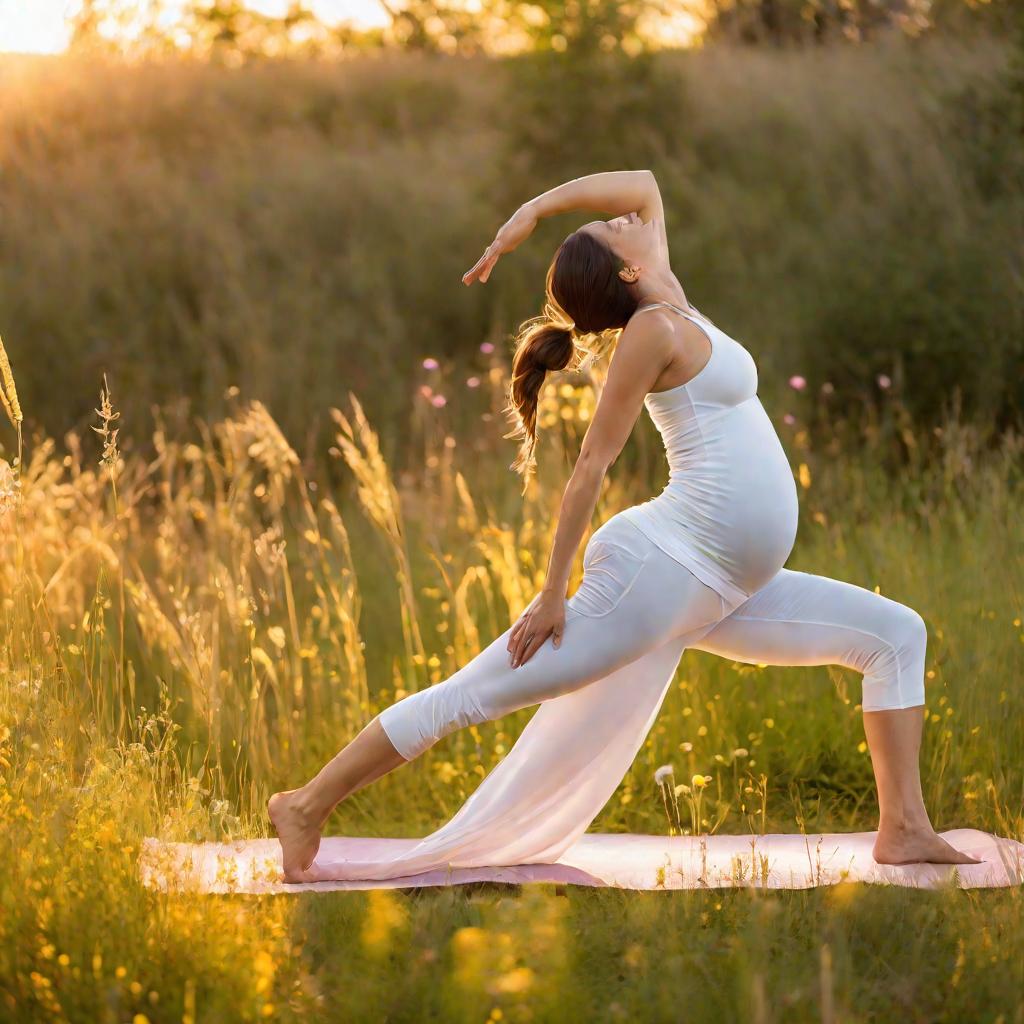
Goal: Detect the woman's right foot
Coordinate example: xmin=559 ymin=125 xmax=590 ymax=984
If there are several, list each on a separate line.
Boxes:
xmin=873 ymin=823 xmax=984 ymax=866
xmin=268 ymin=790 xmax=323 ymax=881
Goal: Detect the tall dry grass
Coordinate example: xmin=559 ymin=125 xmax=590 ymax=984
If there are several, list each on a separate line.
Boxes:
xmin=0 ymin=326 xmax=1021 ymax=1019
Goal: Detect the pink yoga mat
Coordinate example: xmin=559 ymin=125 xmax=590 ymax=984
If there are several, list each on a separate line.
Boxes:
xmin=140 ymin=828 xmax=1024 ymax=894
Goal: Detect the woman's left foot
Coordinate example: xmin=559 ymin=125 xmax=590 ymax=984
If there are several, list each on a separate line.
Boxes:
xmin=268 ymin=790 xmax=322 ymax=881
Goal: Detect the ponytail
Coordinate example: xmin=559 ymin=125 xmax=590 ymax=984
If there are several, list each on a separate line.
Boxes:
xmin=504 ymin=304 xmax=576 ymax=489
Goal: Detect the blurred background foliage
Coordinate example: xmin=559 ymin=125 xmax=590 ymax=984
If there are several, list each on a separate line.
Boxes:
xmin=0 ymin=11 xmax=1021 ymax=474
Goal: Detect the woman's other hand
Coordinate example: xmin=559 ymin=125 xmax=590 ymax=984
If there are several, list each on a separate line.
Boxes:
xmin=462 ymin=203 xmax=538 ymax=286
xmin=507 ymin=589 xmax=565 ymax=667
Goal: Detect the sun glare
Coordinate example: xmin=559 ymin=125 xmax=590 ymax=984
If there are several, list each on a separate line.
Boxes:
xmin=0 ymin=0 xmax=701 ymax=55
xmin=0 ymin=0 xmax=390 ymax=54
xmin=0 ymin=0 xmax=74 ymax=54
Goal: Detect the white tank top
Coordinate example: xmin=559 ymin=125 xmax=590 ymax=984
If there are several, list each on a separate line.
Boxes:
xmin=618 ymin=301 xmax=799 ymax=609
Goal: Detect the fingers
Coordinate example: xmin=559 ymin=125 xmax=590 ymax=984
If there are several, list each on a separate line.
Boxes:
xmin=508 ymin=621 xmax=530 ymax=667
xmin=507 ymin=615 xmax=528 ymax=653
xmin=463 ymin=243 xmax=499 ymax=285
xmin=514 ymin=626 xmax=551 ymax=668
xmin=462 ymin=256 xmax=485 ymax=285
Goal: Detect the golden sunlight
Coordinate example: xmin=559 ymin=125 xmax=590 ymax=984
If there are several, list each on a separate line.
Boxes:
xmin=0 ymin=0 xmax=75 ymax=53
xmin=0 ymin=0 xmax=390 ymax=54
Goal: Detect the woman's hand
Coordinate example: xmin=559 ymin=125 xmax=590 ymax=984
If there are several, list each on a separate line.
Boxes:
xmin=462 ymin=203 xmax=538 ymax=286
xmin=507 ymin=588 xmax=565 ymax=668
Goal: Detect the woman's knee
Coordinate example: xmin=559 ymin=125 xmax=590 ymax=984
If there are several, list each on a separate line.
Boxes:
xmin=861 ymin=600 xmax=928 ymax=710
xmin=887 ymin=602 xmax=928 ymax=662
xmin=378 ymin=677 xmax=489 ymax=762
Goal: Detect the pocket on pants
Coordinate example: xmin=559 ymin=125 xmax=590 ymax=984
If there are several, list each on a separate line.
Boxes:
xmin=568 ymin=521 xmax=649 ymax=618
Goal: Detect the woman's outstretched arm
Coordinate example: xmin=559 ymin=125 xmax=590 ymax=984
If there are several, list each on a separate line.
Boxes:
xmin=463 ymin=170 xmax=666 ymax=286
xmin=525 ymin=169 xmax=662 ymax=222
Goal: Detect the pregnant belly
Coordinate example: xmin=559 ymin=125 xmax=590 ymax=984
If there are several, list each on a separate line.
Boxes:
xmin=657 ymin=437 xmax=799 ymax=595
xmin=721 ymin=436 xmax=799 ymax=591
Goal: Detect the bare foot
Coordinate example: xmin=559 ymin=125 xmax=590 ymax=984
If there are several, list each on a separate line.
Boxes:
xmin=268 ymin=790 xmax=323 ymax=881
xmin=873 ymin=823 xmax=984 ymax=866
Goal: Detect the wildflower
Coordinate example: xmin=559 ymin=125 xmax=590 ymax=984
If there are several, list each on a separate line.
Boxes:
xmin=430 ymin=394 xmax=447 ymax=408
xmin=479 ymin=341 xmax=495 ymax=354
xmin=877 ymin=373 xmax=891 ymax=389
xmin=732 ymin=747 xmax=749 ymax=758
xmin=821 ymin=381 xmax=834 ymax=394
xmin=419 ymin=384 xmax=433 ymax=398
xmin=466 ymin=376 xmax=480 ymax=388
xmin=654 ymin=764 xmax=674 ymax=785
xmin=692 ymin=773 xmax=710 ymax=789
xmin=788 ymin=375 xmax=806 ymax=391
xmin=798 ymin=463 xmax=811 ymax=489
xmin=680 ymin=741 xmax=693 ymax=752
xmin=422 ymin=357 xmax=439 ymax=370
xmin=783 ymin=413 xmax=796 ymax=426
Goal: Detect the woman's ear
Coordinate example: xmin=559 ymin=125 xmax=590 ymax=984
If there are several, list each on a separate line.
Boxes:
xmin=618 ymin=264 xmax=641 ymax=283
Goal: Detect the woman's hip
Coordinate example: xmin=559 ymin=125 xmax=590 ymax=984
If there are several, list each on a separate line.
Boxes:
xmin=570 ymin=513 xmax=725 ymax=632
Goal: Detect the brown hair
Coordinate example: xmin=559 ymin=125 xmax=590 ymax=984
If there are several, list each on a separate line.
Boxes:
xmin=504 ymin=228 xmax=639 ymax=489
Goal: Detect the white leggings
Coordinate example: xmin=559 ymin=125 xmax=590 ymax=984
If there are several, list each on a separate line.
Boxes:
xmin=378 ymin=514 xmax=928 ymax=762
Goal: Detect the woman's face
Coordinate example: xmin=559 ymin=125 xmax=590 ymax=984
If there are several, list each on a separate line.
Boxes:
xmin=579 ymin=212 xmax=662 ymax=273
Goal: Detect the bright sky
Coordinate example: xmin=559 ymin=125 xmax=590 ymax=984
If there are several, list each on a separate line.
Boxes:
xmin=0 ymin=0 xmax=390 ymax=53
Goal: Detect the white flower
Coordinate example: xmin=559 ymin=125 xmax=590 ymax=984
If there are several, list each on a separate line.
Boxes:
xmin=654 ymin=764 xmax=675 ymax=785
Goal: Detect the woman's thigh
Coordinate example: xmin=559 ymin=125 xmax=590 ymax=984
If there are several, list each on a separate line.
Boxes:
xmin=689 ymin=568 xmax=928 ymax=710
xmin=470 ymin=516 xmax=727 ymax=717
xmin=379 ymin=516 xmax=729 ymax=760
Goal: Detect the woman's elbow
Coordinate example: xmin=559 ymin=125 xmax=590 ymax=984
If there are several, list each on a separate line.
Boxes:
xmin=574 ymin=447 xmax=615 ymax=481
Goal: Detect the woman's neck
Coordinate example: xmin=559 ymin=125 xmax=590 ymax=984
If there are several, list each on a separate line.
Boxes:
xmin=635 ymin=270 xmax=691 ymax=312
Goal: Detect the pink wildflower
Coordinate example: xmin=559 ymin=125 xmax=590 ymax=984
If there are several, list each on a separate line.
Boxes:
xmin=430 ymin=394 xmax=447 ymax=408
xmin=422 ymin=357 xmax=439 ymax=370
xmin=788 ymin=375 xmax=806 ymax=391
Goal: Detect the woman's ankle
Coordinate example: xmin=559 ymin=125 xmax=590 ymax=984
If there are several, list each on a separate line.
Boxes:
xmin=287 ymin=784 xmax=333 ymax=828
xmin=878 ymin=810 xmax=933 ymax=833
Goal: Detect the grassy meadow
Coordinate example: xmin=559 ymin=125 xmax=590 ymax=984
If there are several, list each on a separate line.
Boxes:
xmin=1 ymin=33 xmax=1023 ymax=1024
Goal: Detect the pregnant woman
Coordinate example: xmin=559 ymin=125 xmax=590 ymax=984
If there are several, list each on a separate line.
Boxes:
xmin=269 ymin=170 xmax=980 ymax=881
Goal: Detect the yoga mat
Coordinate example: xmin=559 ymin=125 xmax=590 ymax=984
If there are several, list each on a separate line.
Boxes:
xmin=140 ymin=828 xmax=1024 ymax=894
